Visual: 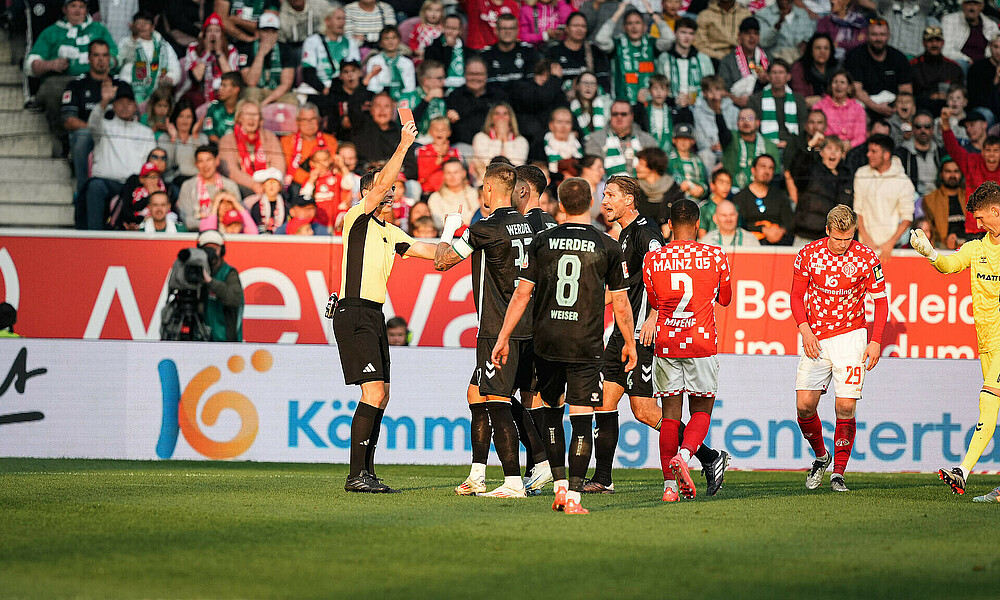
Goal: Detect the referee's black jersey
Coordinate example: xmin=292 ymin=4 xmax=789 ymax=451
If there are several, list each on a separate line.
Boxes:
xmin=521 ymin=223 xmax=627 ymax=363
xmin=524 ymin=207 xmax=558 ymax=234
xmin=618 ymin=215 xmax=664 ymax=339
xmin=339 ymin=201 xmax=417 ymax=304
xmin=453 ymin=206 xmax=534 ymax=340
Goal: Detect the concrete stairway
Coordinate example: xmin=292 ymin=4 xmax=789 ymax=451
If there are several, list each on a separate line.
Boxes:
xmin=0 ymin=33 xmax=75 ymax=228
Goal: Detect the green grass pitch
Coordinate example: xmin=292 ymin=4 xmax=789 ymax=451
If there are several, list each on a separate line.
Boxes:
xmin=1 ymin=459 xmax=998 ymax=599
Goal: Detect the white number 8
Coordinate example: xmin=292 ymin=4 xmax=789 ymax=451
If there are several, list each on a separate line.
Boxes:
xmin=556 ymin=254 xmax=581 ymax=307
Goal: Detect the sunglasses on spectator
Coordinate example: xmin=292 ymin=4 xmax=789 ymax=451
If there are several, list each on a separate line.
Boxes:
xmin=914 ymin=123 xmax=933 ymax=129
xmin=150 ymin=153 xmax=167 ymax=160
xmin=611 ymin=111 xmax=631 ymax=117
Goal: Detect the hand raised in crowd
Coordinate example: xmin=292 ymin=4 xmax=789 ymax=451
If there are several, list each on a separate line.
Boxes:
xmin=446 ymin=109 xmax=460 ymax=123
xmin=637 ymin=88 xmax=650 ymax=103
xmin=808 ymin=131 xmax=825 ymax=148
xmin=549 ymin=62 xmax=563 ymax=79
xmin=100 ymin=77 xmax=117 ymax=106
xmin=546 ymin=27 xmax=566 ymax=41
xmin=166 ymin=120 xmax=179 ymax=142
xmin=939 ymin=107 xmax=952 ymax=130
xmin=363 ymin=65 xmax=382 ymax=87
xmin=259 ymin=29 xmax=279 ymax=53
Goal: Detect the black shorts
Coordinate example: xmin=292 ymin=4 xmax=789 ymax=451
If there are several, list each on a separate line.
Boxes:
xmin=470 ymin=338 xmax=534 ymax=397
xmin=535 ymin=357 xmax=603 ymax=407
xmin=602 ymin=332 xmax=655 ymax=398
xmin=333 ymin=299 xmax=390 ymax=385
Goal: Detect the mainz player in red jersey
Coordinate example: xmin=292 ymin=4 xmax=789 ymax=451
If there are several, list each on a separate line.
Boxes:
xmin=791 ymin=206 xmax=889 ymax=492
xmin=641 ymin=199 xmax=732 ymax=502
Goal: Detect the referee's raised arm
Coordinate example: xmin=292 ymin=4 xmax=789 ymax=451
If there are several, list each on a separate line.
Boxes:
xmin=361 ymin=121 xmax=419 ymax=215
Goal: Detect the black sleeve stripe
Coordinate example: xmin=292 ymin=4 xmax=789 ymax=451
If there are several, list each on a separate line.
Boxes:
xmin=395 ymin=242 xmax=411 ymax=256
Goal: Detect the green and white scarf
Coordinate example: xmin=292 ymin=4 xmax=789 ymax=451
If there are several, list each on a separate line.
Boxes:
xmin=383 ymin=54 xmax=405 ymax=100
xmin=604 ymin=132 xmax=644 ymax=177
xmin=614 ymin=34 xmax=655 ymax=103
xmin=254 ymin=40 xmax=284 ymax=89
xmin=759 ymin=85 xmax=798 ymax=142
xmin=665 ymin=52 xmax=703 ymax=98
xmin=396 ymin=88 xmax=446 ymax=133
xmin=570 ymin=98 xmax=606 ymax=137
xmin=131 ymin=37 xmax=162 ymax=103
xmin=647 ymin=104 xmax=673 ymax=152
xmin=321 ymin=36 xmax=351 ymax=80
xmin=543 ymin=132 xmax=582 ymax=173
xmin=731 ymin=134 xmax=766 ymax=191
xmin=668 ymin=151 xmax=707 ymax=200
xmin=445 ymin=40 xmax=464 ymax=91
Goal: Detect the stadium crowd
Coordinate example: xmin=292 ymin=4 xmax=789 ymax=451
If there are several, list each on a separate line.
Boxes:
xmin=13 ymin=0 xmax=1000 ymax=250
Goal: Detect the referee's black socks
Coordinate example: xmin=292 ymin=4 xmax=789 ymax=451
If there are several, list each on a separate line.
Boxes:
xmin=350 ymin=402 xmax=380 ymax=477
xmin=365 ymin=407 xmax=386 ymax=476
xmin=486 ymin=402 xmax=521 ymax=477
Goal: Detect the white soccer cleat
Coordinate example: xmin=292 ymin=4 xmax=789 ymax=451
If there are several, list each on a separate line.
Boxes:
xmin=455 ymin=477 xmax=487 ymax=495
xmin=805 ymin=453 xmax=832 ymax=490
xmin=477 ymin=483 xmax=527 ymax=498
xmin=524 ymin=463 xmax=553 ymax=495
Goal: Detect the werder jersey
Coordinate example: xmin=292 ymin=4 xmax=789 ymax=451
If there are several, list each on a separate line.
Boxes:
xmin=522 ymin=223 xmax=627 ymax=363
xmin=617 ymin=215 xmax=665 ymax=339
xmin=524 ymin=207 xmax=558 ymax=234
xmin=482 ymin=42 xmax=538 ymax=87
xmin=453 ymin=206 xmax=535 ymax=339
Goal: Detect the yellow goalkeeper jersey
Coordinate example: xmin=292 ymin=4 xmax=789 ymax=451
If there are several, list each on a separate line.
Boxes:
xmin=932 ymin=234 xmax=1000 ymax=352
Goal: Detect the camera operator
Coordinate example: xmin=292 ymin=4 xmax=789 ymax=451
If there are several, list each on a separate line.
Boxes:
xmin=198 ymin=230 xmax=244 ymax=342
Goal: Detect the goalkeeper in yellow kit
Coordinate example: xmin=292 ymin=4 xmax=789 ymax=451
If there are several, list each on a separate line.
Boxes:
xmin=910 ymin=181 xmax=1000 ymax=501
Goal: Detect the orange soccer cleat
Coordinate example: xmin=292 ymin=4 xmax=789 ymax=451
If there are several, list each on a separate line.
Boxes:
xmin=669 ymin=454 xmax=697 ymax=499
xmin=662 ymin=486 xmax=680 ymax=502
xmin=563 ymin=497 xmax=589 ymax=514
xmin=552 ymin=485 xmax=567 ymax=511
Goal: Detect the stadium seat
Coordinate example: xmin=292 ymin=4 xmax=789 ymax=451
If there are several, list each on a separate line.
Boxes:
xmin=397 ymin=17 xmax=421 ymax=45
xmin=262 ymin=103 xmax=298 ymax=135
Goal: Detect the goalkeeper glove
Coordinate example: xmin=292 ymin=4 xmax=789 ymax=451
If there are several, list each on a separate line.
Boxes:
xmin=440 ymin=212 xmax=463 ymax=244
xmin=909 ymin=228 xmax=938 ymax=261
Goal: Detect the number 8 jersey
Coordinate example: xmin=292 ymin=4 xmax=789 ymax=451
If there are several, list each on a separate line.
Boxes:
xmin=453 ymin=206 xmax=535 ymax=340
xmin=643 ymin=240 xmax=732 ymax=358
xmin=521 ymin=223 xmax=628 ymax=363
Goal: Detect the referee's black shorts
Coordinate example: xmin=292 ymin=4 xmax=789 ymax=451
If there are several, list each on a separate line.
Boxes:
xmin=333 ymin=298 xmax=390 ymax=385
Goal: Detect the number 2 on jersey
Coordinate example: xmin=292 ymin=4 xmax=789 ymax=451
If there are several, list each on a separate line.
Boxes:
xmin=670 ymin=272 xmax=694 ymax=318
xmin=556 ymin=254 xmax=581 ymax=307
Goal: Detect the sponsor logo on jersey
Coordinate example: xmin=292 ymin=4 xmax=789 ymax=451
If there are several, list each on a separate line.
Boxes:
xmin=156 ymin=350 xmax=271 ymax=460
xmin=872 ymin=264 xmax=884 ymax=283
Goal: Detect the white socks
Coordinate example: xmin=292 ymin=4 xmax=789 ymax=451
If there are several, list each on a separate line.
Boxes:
xmin=470 ymin=463 xmax=486 ymax=480
xmin=663 ymin=480 xmax=678 ymax=492
xmin=504 ymin=475 xmax=525 ymax=490
xmin=566 ymin=490 xmax=581 ymax=503
xmin=679 ymin=448 xmax=692 ymax=463
xmin=554 ymin=478 xmax=568 ymax=493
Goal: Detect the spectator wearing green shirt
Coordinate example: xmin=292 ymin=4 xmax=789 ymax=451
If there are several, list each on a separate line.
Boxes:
xmin=239 ymin=12 xmax=298 ymax=107
xmin=667 ymin=122 xmax=708 ymax=201
xmin=396 ymin=60 xmax=448 ymax=139
xmin=699 ymin=169 xmax=732 ymax=238
xmin=202 ymin=72 xmax=244 ymax=144
xmin=25 ymin=0 xmax=117 ymax=136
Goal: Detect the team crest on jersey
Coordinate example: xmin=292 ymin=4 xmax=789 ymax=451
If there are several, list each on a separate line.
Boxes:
xmin=62 ymin=90 xmax=72 ymax=104
xmin=842 ymin=262 xmax=858 ymax=278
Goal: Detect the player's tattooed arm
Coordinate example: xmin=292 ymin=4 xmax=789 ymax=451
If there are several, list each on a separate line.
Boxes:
xmin=433 ymin=243 xmax=466 ymax=270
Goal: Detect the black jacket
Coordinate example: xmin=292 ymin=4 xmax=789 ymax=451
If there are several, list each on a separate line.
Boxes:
xmin=789 ymin=149 xmax=854 ymax=241
xmin=445 ymin=85 xmax=507 ymax=145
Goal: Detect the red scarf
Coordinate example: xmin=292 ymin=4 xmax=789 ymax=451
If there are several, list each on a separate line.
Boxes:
xmin=196 ymin=173 xmax=223 ymax=218
xmin=291 ymin=132 xmax=328 ymax=172
xmin=735 ymin=45 xmax=768 ymax=78
xmin=131 ymin=181 xmax=166 ymax=219
xmin=234 ymin=124 xmax=267 ymax=175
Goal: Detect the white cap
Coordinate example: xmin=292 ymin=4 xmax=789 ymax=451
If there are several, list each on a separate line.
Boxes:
xmin=258 ymin=12 xmax=280 ymax=29
xmin=252 ymin=167 xmax=285 ymax=184
xmin=198 ymin=229 xmax=226 ymax=247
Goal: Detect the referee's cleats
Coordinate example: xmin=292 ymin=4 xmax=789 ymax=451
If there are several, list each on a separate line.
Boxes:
xmin=939 ymin=467 xmax=966 ymax=495
xmin=524 ymin=463 xmax=553 ymax=495
xmin=345 ymin=471 xmax=387 ymax=493
xmin=581 ymin=479 xmax=615 ymax=494
xmin=973 ymin=485 xmax=1000 ymax=503
xmin=805 ymin=453 xmax=832 ymax=490
xmin=669 ymin=454 xmax=697 ymax=499
xmin=702 ymin=450 xmax=730 ymax=496
xmin=455 ymin=477 xmax=487 ymax=495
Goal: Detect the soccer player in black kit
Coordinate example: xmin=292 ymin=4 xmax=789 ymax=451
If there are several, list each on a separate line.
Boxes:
xmin=434 ymin=163 xmax=538 ymax=497
xmin=492 ymin=177 xmax=637 ymax=515
xmin=586 ymin=175 xmax=731 ymax=496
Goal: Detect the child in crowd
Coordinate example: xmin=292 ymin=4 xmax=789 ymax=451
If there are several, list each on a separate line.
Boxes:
xmin=300 ymin=148 xmax=354 ymax=231
xmin=142 ymin=87 xmax=173 ymax=137
xmin=245 ymin=168 xmax=288 ymax=234
xmin=699 ymin=169 xmax=733 ymax=237
xmin=641 ymin=74 xmax=675 ymax=153
xmin=408 ymin=0 xmax=444 ymax=61
xmin=938 ymin=85 xmax=969 ymax=143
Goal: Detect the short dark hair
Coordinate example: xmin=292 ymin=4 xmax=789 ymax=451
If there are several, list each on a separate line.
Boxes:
xmin=169 ymin=99 xmax=196 ymax=125
xmin=566 ymin=11 xmax=588 ymax=28
xmin=221 ymin=71 xmax=245 ymax=91
xmin=88 ymin=39 xmax=110 ymax=53
xmin=497 ymin=13 xmax=518 ymax=25
xmin=557 ymin=177 xmax=592 ymax=216
xmin=670 ymin=198 xmax=700 ymax=227
xmin=579 ymin=155 xmax=602 ymax=171
xmin=623 ymin=7 xmax=643 ymax=22
xmin=417 ymin=59 xmax=444 ymax=81
xmin=752 ymin=153 xmax=776 ymax=169
xmin=676 ymin=17 xmax=697 ymax=32
xmin=867 ymin=133 xmax=895 ymax=154
xmin=913 ymin=110 xmax=934 ymax=122
xmin=386 ymin=316 xmax=408 ymax=330
xmin=148 ymin=190 xmax=170 ymax=203
xmin=869 ymin=118 xmax=890 ymax=133
xmin=195 ymin=145 xmax=218 ymax=159
xmin=636 ymin=147 xmax=668 ymax=175
xmin=443 ymin=157 xmax=465 ymax=169
xmin=489 ymin=155 xmax=513 ymax=166
xmin=768 ymin=58 xmax=792 ymax=73
xmin=985 ymin=135 xmax=1000 ymax=149
xmin=443 ymin=13 xmax=462 ymax=25
xmin=967 ymin=181 xmax=1000 ymax=212
xmin=712 ymin=169 xmax=731 ymax=183
xmin=360 ymin=169 xmax=379 ymax=196
xmin=380 ymin=25 xmax=400 ymax=40
xmin=484 ymin=163 xmax=517 ymax=196
xmin=515 ymin=164 xmax=547 ymax=196
xmin=606 ymin=175 xmax=639 ymax=202
xmin=611 ymin=100 xmax=632 ymax=115
xmin=132 ymin=10 xmax=155 ymax=23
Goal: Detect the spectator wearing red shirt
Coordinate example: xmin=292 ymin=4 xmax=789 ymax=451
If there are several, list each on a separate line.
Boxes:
xmin=941 ymin=106 xmax=1000 ymax=235
xmin=300 ymin=147 xmax=355 ymax=231
xmin=281 ymin=103 xmax=338 ymax=187
xmin=464 ymin=0 xmax=521 ymax=50
xmin=417 ymin=117 xmax=462 ymax=194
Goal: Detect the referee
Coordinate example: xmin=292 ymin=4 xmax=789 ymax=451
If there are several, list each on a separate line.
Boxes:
xmin=336 ymin=121 xmax=449 ymax=493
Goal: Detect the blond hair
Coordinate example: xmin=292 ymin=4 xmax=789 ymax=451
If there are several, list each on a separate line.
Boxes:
xmin=482 ymin=103 xmax=521 ymax=138
xmin=826 ymin=204 xmax=857 ymax=232
xmin=234 ymin=99 xmax=261 ymax=123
